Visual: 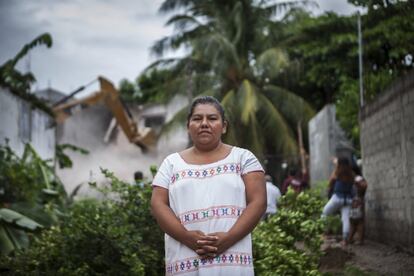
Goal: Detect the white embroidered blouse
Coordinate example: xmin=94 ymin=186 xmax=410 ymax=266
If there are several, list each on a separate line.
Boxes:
xmin=152 ymin=146 xmax=264 ymax=276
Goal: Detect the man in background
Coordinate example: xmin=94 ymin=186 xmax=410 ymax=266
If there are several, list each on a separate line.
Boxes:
xmin=264 ymin=174 xmax=282 ymax=219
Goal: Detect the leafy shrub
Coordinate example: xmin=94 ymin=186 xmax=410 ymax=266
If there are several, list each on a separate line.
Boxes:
xmin=253 ymin=186 xmax=327 ymax=276
xmin=323 ymin=215 xmax=342 ymax=236
xmin=0 ymin=169 xmax=164 ymax=275
xmin=0 ymin=142 xmax=68 ymax=255
xmin=0 ymin=142 xmax=66 ymax=206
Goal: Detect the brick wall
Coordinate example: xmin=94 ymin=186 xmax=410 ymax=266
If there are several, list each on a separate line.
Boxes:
xmin=360 ymin=72 xmax=414 ymax=252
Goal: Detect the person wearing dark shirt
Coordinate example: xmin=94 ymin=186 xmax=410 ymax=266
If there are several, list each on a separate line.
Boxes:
xmin=281 ymin=168 xmax=303 ymax=194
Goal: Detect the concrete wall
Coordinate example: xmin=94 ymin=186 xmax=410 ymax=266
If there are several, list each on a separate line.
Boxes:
xmin=360 ymin=72 xmax=414 ymax=252
xmin=0 ymin=88 xmax=55 ymax=160
xmin=308 ymin=104 xmax=353 ymax=184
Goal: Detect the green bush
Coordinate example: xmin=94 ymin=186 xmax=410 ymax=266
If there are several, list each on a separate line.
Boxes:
xmin=0 ymin=142 xmax=66 ymax=206
xmin=1 ymin=169 xmax=164 ymax=276
xmin=253 ymin=186 xmax=327 ymax=276
xmin=2 ymin=157 xmax=333 ymax=275
xmin=0 ymin=142 xmax=68 ymax=255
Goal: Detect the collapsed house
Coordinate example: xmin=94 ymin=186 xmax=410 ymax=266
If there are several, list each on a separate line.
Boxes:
xmin=0 ymin=77 xmax=188 ymax=197
xmin=35 ymin=77 xmax=188 ymax=196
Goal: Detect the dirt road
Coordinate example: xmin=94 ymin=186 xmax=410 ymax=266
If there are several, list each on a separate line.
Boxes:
xmin=320 ymin=237 xmax=414 ymax=275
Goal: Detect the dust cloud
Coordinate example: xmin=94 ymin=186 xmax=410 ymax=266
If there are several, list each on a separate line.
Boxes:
xmin=57 ymin=125 xmax=188 ymax=198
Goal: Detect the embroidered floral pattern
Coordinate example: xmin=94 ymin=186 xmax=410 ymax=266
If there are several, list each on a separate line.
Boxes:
xmin=178 ymin=205 xmax=244 ymax=225
xmin=166 ymin=252 xmax=253 ymax=275
xmin=170 ymin=163 xmax=241 ymax=184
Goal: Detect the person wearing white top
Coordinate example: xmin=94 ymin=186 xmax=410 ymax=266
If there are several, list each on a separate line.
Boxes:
xmin=264 ymin=175 xmax=281 ymax=217
xmin=151 ymin=96 xmax=266 ymax=276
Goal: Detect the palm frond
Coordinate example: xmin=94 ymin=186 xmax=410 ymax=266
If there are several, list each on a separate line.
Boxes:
xmin=255 ymin=47 xmax=290 ymax=80
xmin=144 ymin=58 xmax=180 ymax=71
xmin=2 ymin=33 xmax=52 ymax=69
xmin=265 ymin=85 xmax=315 ymax=121
xmin=166 ymin=14 xmax=204 ymax=32
xmin=200 ymin=32 xmax=242 ymax=71
xmin=230 ymin=1 xmax=243 ymax=45
xmin=264 ymin=0 xmax=317 ymax=18
xmin=238 ymin=80 xmax=258 ymax=125
xmin=220 ymin=90 xmax=239 ymax=146
xmin=245 ymin=115 xmax=265 ymax=159
xmin=151 ymin=25 xmax=209 ymax=57
xmin=257 ymin=93 xmax=297 ymax=155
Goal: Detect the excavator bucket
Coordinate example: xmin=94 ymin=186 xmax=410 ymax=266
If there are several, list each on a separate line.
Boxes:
xmin=53 ymin=76 xmax=157 ymax=151
xmin=132 ymin=127 xmax=157 ymax=152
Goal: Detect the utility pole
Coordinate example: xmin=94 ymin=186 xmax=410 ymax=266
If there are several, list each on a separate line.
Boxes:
xmin=358 ymin=11 xmax=364 ymax=108
xmin=297 ymin=120 xmax=306 ymax=175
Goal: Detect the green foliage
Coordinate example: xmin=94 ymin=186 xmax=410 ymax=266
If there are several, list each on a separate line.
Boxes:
xmin=0 ymin=142 xmax=67 ymax=205
xmin=119 ymin=68 xmax=173 ymax=104
xmin=0 ymin=33 xmax=53 ymax=116
xmin=0 ymin=208 xmax=43 ymax=255
xmin=278 ymin=1 xmax=414 ymax=149
xmin=55 ymin=144 xmax=89 ymax=169
xmin=323 ymin=214 xmax=342 ymax=236
xmin=0 ymin=169 xmax=164 ymax=276
xmin=323 ymin=264 xmax=379 ymax=276
xmin=144 ymin=0 xmax=315 ymax=161
xmin=0 ymin=142 xmax=68 ymax=255
xmin=342 ymin=264 xmax=377 ymax=276
xmin=253 ymin=187 xmax=327 ymax=275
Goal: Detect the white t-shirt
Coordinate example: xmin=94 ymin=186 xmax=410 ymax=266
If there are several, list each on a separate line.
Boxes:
xmin=152 ymin=146 xmax=264 ymax=276
xmin=265 ymin=182 xmax=281 ymax=214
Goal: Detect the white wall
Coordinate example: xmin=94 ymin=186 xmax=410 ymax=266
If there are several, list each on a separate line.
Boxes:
xmin=308 ymin=104 xmax=353 ymax=184
xmin=0 ymin=87 xmax=55 ymax=160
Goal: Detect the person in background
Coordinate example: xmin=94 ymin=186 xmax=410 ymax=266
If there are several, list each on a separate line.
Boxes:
xmin=134 ymin=170 xmax=145 ymax=187
xmin=322 ymin=157 xmax=355 ymax=247
xmin=264 ymin=174 xmax=282 ymax=219
xmin=349 ymin=165 xmax=368 ymax=245
xmin=151 ymin=96 xmax=266 ymax=275
xmin=281 ymin=168 xmax=303 ymax=194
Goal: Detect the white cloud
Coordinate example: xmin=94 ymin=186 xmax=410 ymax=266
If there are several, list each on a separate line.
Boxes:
xmin=0 ymin=0 xmax=360 ymax=93
xmin=314 ymin=0 xmax=360 ymax=15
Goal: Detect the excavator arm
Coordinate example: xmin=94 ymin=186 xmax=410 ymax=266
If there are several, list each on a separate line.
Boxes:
xmin=53 ymin=76 xmax=155 ymax=151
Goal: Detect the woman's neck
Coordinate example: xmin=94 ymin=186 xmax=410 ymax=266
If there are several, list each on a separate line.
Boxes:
xmin=192 ymin=141 xmax=223 ymax=155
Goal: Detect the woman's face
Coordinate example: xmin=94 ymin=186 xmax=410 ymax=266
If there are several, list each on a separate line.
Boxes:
xmin=187 ymin=104 xmax=227 ymax=147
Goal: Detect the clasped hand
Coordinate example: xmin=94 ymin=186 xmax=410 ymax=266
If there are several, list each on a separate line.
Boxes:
xmin=186 ymin=230 xmax=230 ymax=259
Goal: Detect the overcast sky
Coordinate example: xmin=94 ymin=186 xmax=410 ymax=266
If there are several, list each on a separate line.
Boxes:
xmin=0 ymin=0 xmax=360 ymax=94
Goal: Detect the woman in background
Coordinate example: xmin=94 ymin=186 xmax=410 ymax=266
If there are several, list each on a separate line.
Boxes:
xmin=322 ymin=157 xmax=355 ymax=246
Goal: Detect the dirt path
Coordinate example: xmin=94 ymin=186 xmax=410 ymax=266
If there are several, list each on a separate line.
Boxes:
xmin=320 ymin=237 xmax=414 ymax=275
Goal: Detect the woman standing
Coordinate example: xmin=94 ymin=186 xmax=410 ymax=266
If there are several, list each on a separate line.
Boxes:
xmin=322 ymin=157 xmax=355 ymax=246
xmin=151 ymin=96 xmax=266 ymax=275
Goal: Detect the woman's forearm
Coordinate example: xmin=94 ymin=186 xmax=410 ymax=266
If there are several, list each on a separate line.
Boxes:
xmin=201 ymin=198 xmax=265 ymax=256
xmin=151 ymin=200 xmax=192 ymax=246
xmin=224 ymin=198 xmax=266 ymax=247
xmin=151 ymin=199 xmax=217 ymax=253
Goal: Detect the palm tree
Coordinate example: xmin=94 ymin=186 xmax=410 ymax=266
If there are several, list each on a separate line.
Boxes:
xmin=148 ymin=0 xmax=315 ymax=160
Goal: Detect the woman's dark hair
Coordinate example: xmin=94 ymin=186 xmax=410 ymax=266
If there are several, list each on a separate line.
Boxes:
xmin=187 ymin=96 xmax=226 ymax=125
xmin=335 ymin=157 xmax=354 ymax=183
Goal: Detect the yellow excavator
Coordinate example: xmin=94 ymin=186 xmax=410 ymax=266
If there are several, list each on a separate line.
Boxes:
xmin=53 ymin=76 xmax=156 ymax=151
